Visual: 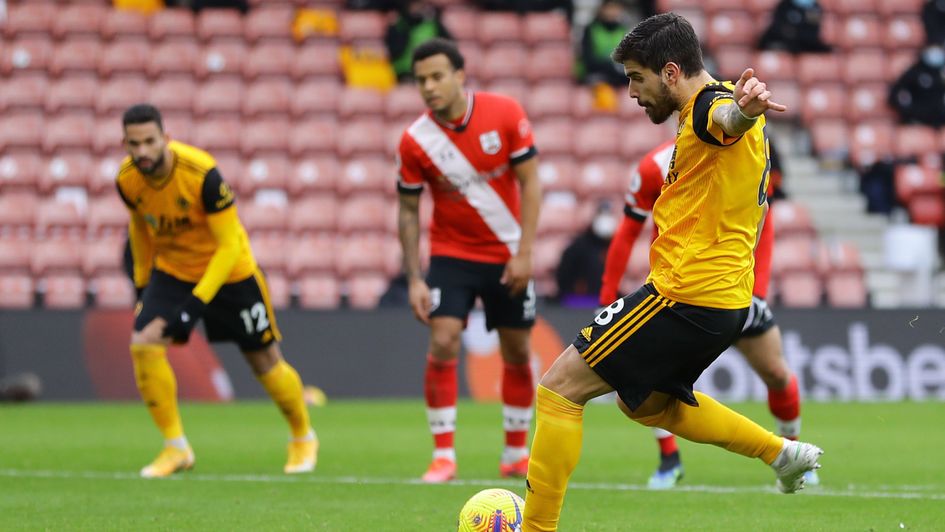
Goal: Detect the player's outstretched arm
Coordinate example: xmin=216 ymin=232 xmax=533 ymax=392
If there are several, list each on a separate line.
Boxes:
xmin=599 ymin=214 xmax=645 ymax=306
xmin=714 ymin=68 xmax=787 ymax=138
xmin=503 ymin=157 xmax=541 ymax=295
xmin=398 ymin=192 xmax=431 ymax=324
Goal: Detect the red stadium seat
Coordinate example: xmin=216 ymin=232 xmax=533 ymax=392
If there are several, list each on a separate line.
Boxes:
xmin=261 ymin=271 xmax=291 ymax=310
xmin=706 ymin=11 xmax=757 ymax=49
xmin=753 ymin=51 xmax=797 ymax=82
xmin=242 ymin=156 xmax=290 ymax=194
xmin=297 ymin=274 xmax=341 ymax=309
xmin=817 ymin=240 xmax=864 ymax=274
xmin=822 ymin=0 xmax=877 ymax=15
xmin=895 ymin=125 xmax=938 ymax=159
xmin=337 ymin=121 xmax=387 ymax=158
xmin=479 ymin=44 xmax=527 ymax=83
xmin=849 ymin=120 xmax=894 ymax=168
xmin=575 ymin=119 xmax=620 ymax=160
xmin=99 ymin=39 xmax=151 ymax=78
xmin=239 ymin=200 xmax=289 ymax=233
xmin=286 ymin=234 xmax=336 ymax=278
xmin=193 ymin=118 xmax=242 ymax=153
xmin=287 ymin=195 xmax=337 ymax=234
xmin=771 ymin=201 xmax=817 ymax=238
xmin=35 ymin=198 xmax=86 ymax=237
xmin=196 ymin=9 xmax=244 ymax=43
xmin=526 ymin=83 xmax=575 ymax=120
xmin=2 ymin=3 xmax=56 ymax=38
xmin=96 ymin=77 xmax=150 ymax=116
xmin=338 ymin=87 xmax=386 ymax=119
xmin=477 ymin=12 xmax=522 ymax=46
xmin=809 ymin=120 xmax=849 ymax=157
xmin=339 ymin=158 xmax=394 ymax=197
xmin=537 ymin=157 xmax=577 ymax=193
xmin=801 ymin=85 xmax=846 ymax=123
xmin=0 ymin=151 xmax=42 ymax=191
xmin=778 ymin=271 xmax=823 ymax=308
xmin=522 ymin=12 xmax=570 ymax=45
xmin=1 ymin=37 xmax=54 ymax=74
xmin=0 ymin=112 xmax=44 ymax=152
xmin=240 ymin=119 xmax=291 ymax=157
xmin=0 ymin=274 xmax=34 ymax=309
xmin=442 ymin=9 xmax=478 ymax=41
xmin=875 ymin=0 xmax=924 ymax=16
xmin=385 ymin=85 xmax=427 ymax=120
xmin=338 ymin=10 xmax=387 ymax=43
xmin=45 ymin=75 xmax=98 ymax=114
xmin=337 ymin=194 xmax=393 ymax=234
xmin=0 ymin=237 xmax=33 ymax=273
xmin=52 ymin=4 xmax=106 ymax=39
xmin=895 ymin=164 xmax=943 ymax=204
xmin=484 ymin=80 xmax=528 ymax=104
xmin=797 ymin=54 xmax=842 ymax=86
xmin=83 ymin=236 xmax=126 ymax=276
xmin=194 ymin=78 xmax=244 ymax=117
xmin=657 ymin=0 xmax=703 ymax=10
xmin=292 ymin=79 xmax=342 ymax=119
xmin=149 ymin=8 xmax=197 ymax=42
xmin=243 ymin=43 xmax=294 ymax=81
xmin=87 ymin=196 xmax=129 ymax=236
xmin=91 ymin=116 xmax=126 ymax=158
xmin=825 ymin=270 xmax=868 ymax=307
xmin=91 ymin=273 xmax=135 ymax=309
xmin=39 ymin=153 xmax=93 ymax=193
xmin=347 ymin=273 xmax=390 ymax=309
xmin=883 ymin=15 xmax=924 ymax=50
xmin=288 ymin=120 xmax=337 ymax=156
xmin=908 ymin=191 xmax=945 ymax=226
xmin=833 ymin=14 xmax=882 ymax=50
xmin=197 ymin=42 xmax=247 ymax=79
xmin=714 ymin=46 xmax=754 ymax=81
xmin=101 ymin=9 xmax=149 ymax=41
xmin=457 ymin=42 xmax=482 ymax=80
xmin=50 ymin=39 xmax=103 ymax=77
xmin=292 ymin=42 xmax=342 ymax=81
xmin=43 ymin=114 xmax=96 ymax=153
xmin=846 ymin=83 xmax=894 ymax=123
xmin=214 ymin=153 xmax=244 ymax=186
xmin=335 ymin=234 xmax=396 ymax=276
xmin=250 ymin=233 xmax=288 ymax=274
xmin=1 ymin=73 xmax=47 ymax=113
xmin=842 ymin=51 xmax=887 ymax=85
xmin=620 ymin=119 xmax=673 ymax=160
xmin=576 ymin=159 xmax=625 ymax=200
xmin=244 ymin=6 xmax=294 ymax=43
xmin=524 ymin=45 xmax=574 ymax=83
xmin=538 ymin=194 xmax=580 ymax=235
xmin=532 ymin=235 xmax=570 ymax=278
xmin=89 ymin=156 xmax=125 ymax=195
xmin=771 ymin=234 xmax=817 ymax=277
xmin=149 ymin=77 xmax=198 ymax=114
xmin=31 ymin=239 xmax=84 ymax=276
xmin=289 ymin=157 xmax=340 ymax=195
xmin=42 ymin=274 xmax=86 ymax=309
xmin=147 ymin=42 xmax=201 ymax=79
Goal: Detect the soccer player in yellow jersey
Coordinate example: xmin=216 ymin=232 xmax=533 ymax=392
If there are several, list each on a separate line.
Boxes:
xmin=116 ymin=104 xmax=317 ymax=478
xmin=522 ymin=14 xmax=823 ymax=530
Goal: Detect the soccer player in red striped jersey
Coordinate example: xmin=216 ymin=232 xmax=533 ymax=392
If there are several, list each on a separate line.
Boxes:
xmin=600 ymin=139 xmax=817 ymax=489
xmin=396 ymin=38 xmax=542 ymax=483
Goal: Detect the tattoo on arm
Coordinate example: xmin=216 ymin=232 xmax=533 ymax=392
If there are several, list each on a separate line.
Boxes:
xmin=397 ymin=194 xmax=422 ymax=280
xmin=715 ymin=103 xmax=758 ymax=138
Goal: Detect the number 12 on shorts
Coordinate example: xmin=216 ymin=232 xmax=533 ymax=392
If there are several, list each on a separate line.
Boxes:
xmin=239 ymin=302 xmax=270 ymax=334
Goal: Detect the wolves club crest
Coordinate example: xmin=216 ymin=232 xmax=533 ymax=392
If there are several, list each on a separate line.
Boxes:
xmin=479 ymin=130 xmax=501 ymax=155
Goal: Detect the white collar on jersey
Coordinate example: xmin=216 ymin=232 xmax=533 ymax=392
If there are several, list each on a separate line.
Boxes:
xmin=431 ymin=91 xmax=475 ymax=132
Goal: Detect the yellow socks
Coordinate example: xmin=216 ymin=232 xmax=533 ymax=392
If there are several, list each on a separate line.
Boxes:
xmin=634 ymin=391 xmax=784 ymax=464
xmin=131 ymin=344 xmax=183 ymax=440
xmin=523 ymin=385 xmax=584 ymax=532
xmin=258 ymin=360 xmax=311 ymax=439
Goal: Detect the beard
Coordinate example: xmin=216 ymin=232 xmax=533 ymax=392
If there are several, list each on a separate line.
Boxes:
xmin=133 ymin=151 xmax=166 ymax=176
xmin=643 ymin=82 xmax=677 ymax=124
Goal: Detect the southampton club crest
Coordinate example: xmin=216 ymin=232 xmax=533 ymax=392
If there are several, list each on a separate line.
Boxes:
xmin=479 ymin=130 xmax=501 ymax=155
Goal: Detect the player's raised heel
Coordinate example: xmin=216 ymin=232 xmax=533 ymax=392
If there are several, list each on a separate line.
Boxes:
xmin=284 ymin=437 xmax=318 ymax=474
xmin=771 ymin=439 xmax=823 ymax=494
xmin=421 ymin=457 xmax=457 ymax=483
xmin=140 ymin=445 xmax=195 ymax=479
xmin=499 ymin=456 xmax=529 ymax=478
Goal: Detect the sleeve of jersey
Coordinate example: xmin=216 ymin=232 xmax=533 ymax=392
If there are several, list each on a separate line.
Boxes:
xmin=625 ymin=157 xmax=662 ymax=220
xmin=693 ymin=89 xmax=740 ymax=146
xmin=128 ymin=213 xmax=154 ymax=289
xmin=599 ymin=214 xmax=645 ymax=306
xmin=505 ymin=99 xmax=537 ymax=165
xmin=192 ymin=169 xmax=241 ymax=304
xmin=396 ymin=134 xmax=424 ymax=196
xmin=201 ymin=168 xmax=236 ymax=213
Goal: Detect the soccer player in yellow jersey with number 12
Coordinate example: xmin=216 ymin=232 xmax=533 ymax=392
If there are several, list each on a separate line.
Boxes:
xmin=116 ymin=104 xmax=317 ymax=478
xmin=522 ymin=14 xmax=823 ymax=531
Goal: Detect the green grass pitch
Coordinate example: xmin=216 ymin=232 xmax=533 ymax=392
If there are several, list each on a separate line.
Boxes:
xmin=2 ymin=400 xmax=943 ymax=531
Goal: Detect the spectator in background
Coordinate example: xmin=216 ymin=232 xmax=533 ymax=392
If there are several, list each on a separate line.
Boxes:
xmin=578 ymin=0 xmax=634 ymax=87
xmin=889 ymin=44 xmax=945 ymax=127
xmin=758 ymin=0 xmax=830 ymax=53
xmin=555 ymin=201 xmax=617 ymax=307
xmin=386 ymin=1 xmax=453 ymax=83
xmin=166 ymin=0 xmax=249 ymax=13
xmin=924 ymin=0 xmax=945 ymax=46
xmin=474 ymin=0 xmax=573 ymax=23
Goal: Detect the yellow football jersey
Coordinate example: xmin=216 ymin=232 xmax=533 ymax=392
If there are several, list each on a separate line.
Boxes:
xmin=647 ymin=82 xmax=769 ymax=309
xmin=116 ymin=141 xmax=257 ymax=284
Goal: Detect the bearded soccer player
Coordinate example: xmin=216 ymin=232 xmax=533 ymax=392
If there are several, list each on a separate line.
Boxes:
xmin=117 ymin=104 xmax=317 ymax=478
xmin=397 ymin=38 xmax=542 ymax=483
xmin=522 ymin=14 xmax=822 ymax=530
xmin=601 ymin=139 xmax=818 ymax=490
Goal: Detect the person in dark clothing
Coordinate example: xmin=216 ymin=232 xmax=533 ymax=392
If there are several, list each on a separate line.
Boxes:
xmin=758 ymin=0 xmax=830 ymax=53
xmin=578 ymin=0 xmax=631 ymax=86
xmin=923 ymin=0 xmax=945 ymax=46
xmin=474 ymin=0 xmax=573 ymax=23
xmin=555 ymin=202 xmax=617 ymax=307
xmin=889 ymin=44 xmax=945 ymax=127
xmin=386 ymin=1 xmax=453 ymax=83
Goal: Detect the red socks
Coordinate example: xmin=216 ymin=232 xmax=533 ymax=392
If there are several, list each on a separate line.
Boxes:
xmin=502 ymin=361 xmax=534 ymax=449
xmin=768 ymin=374 xmax=801 ymax=439
xmin=425 ymin=356 xmax=458 ymax=452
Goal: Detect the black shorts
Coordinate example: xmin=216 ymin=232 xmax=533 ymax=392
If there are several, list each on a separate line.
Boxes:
xmin=573 ymin=283 xmax=748 ymax=411
xmin=427 ymin=256 xmax=536 ymax=331
xmin=739 ymin=295 xmax=776 ymax=338
xmin=134 ymin=269 xmax=282 ymax=351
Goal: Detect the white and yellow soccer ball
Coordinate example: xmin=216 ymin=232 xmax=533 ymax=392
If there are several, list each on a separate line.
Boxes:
xmin=457 ymin=488 xmax=524 ymax=532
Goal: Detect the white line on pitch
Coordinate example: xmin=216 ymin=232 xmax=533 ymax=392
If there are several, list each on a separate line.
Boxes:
xmin=0 ymin=469 xmax=943 ymax=502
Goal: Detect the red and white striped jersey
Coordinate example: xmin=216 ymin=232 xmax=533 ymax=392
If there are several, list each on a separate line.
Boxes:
xmin=397 ymin=91 xmax=537 ymax=264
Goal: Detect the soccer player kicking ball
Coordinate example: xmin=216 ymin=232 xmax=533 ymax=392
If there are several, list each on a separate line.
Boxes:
xmin=523 ymin=14 xmax=822 ymax=531
xmin=117 ymin=104 xmax=317 ymax=478
xmin=396 ymin=38 xmax=542 ymax=483
xmin=600 ymin=140 xmax=819 ymax=490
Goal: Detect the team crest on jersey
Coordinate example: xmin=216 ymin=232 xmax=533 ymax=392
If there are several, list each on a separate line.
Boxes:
xmin=176 ymin=196 xmax=190 ymax=210
xmin=479 ymin=130 xmax=502 ymax=155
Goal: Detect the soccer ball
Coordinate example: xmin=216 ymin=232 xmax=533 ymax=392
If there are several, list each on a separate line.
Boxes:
xmin=457 ymin=488 xmax=524 ymax=532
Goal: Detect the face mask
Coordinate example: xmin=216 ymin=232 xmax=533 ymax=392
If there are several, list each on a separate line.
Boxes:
xmin=792 ymin=0 xmax=815 ymax=8
xmin=592 ymin=213 xmax=617 ymax=239
xmin=924 ymin=46 xmax=945 ymax=68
